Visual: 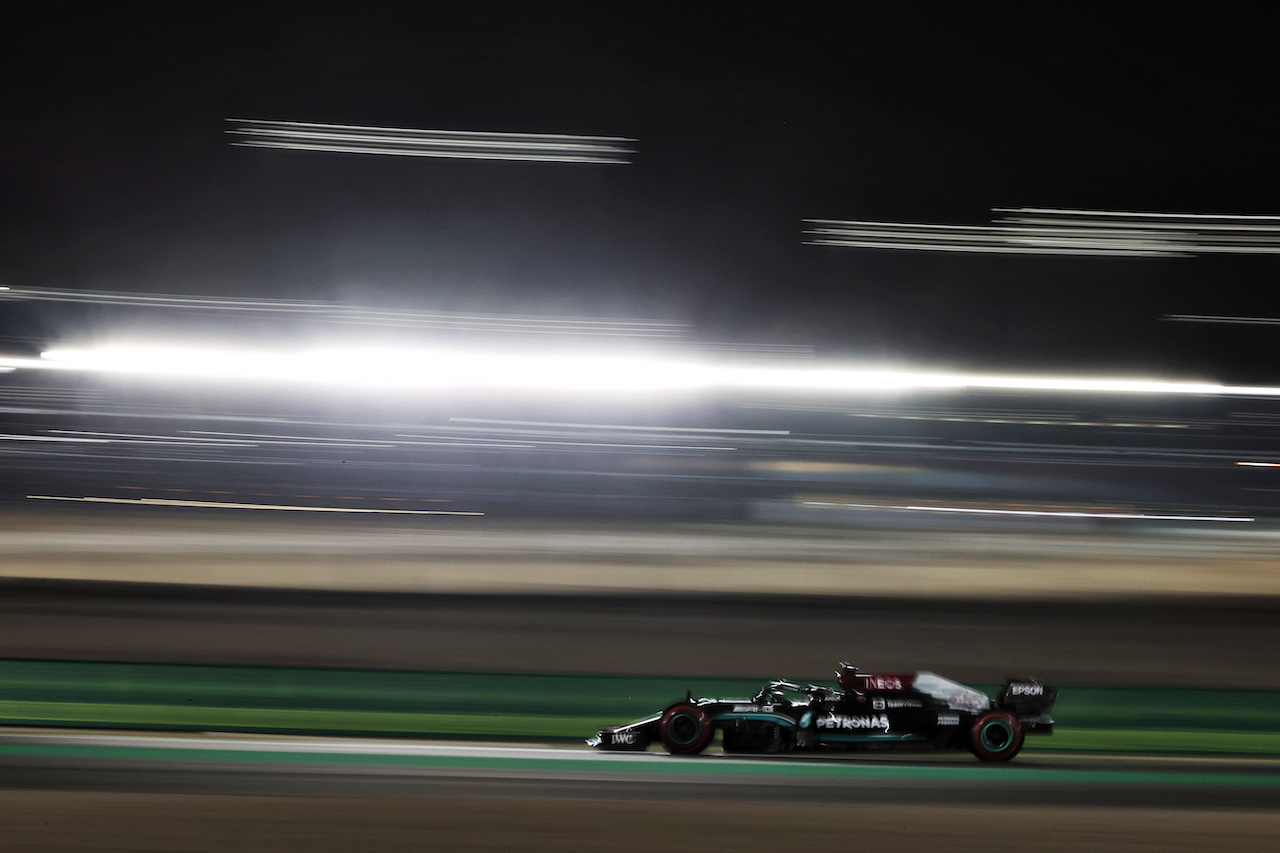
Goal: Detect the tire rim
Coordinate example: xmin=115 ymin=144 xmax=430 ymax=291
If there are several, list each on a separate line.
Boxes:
xmin=980 ymin=719 xmax=1013 ymax=752
xmin=668 ymin=712 xmax=701 ymax=745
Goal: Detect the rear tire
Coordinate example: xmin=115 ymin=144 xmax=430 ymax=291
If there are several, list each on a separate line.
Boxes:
xmin=969 ymin=711 xmax=1024 ymax=761
xmin=659 ymin=704 xmax=714 ymax=755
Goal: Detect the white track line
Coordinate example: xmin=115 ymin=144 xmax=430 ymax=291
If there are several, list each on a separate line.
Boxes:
xmin=0 ymin=733 xmax=675 ymax=762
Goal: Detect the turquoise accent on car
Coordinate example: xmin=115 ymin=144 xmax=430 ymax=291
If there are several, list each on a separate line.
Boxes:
xmin=815 ymin=733 xmax=928 ymax=743
xmin=712 ymin=713 xmax=797 ymax=727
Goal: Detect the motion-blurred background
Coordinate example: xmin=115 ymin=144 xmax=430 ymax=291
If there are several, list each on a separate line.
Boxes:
xmin=3 ymin=6 xmax=1280 ymax=851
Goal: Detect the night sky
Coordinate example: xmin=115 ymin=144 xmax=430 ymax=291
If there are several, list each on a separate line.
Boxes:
xmin=4 ymin=7 xmax=1279 ymax=379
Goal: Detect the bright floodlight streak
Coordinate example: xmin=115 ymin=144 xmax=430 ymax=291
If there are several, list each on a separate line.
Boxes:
xmin=226 ymin=119 xmax=634 ymax=164
xmin=806 ymin=208 xmax=1280 ymax=256
xmin=7 ymin=344 xmax=1280 ymax=399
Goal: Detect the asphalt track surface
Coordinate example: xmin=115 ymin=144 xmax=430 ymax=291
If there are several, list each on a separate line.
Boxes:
xmin=4 ymin=732 xmax=1279 ymax=808
xmin=3 ymin=733 xmax=1279 ymax=852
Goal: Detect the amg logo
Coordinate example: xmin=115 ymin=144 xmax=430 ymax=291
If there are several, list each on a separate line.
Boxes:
xmin=1009 ymin=683 xmax=1044 ymax=696
xmin=817 ymin=713 xmax=890 ymax=730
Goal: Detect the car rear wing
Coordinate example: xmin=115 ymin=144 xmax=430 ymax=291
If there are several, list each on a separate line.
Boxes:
xmin=997 ymin=678 xmax=1057 ymax=734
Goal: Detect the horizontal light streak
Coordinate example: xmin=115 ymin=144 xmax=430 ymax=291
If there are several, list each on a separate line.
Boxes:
xmin=847 ymin=412 xmax=1189 ymax=428
xmin=43 ymin=429 xmax=388 ymax=450
xmin=399 ymin=435 xmax=731 ymax=451
xmin=1164 ymin=315 xmax=1280 ymax=325
xmin=902 ymin=505 xmax=1252 ymax=522
xmin=500 ymin=440 xmax=734 ymax=451
xmin=181 ymin=430 xmax=394 ymax=449
xmin=227 ymin=118 xmax=634 ymax=164
xmin=0 ymin=433 xmax=110 ymax=443
xmin=998 ymin=207 xmax=1280 ymax=221
xmin=1238 ymin=461 xmax=1280 ymax=467
xmin=448 ymin=418 xmax=789 ymax=434
xmin=28 ymin=495 xmax=482 ymax=515
xmin=803 ymin=501 xmax=1253 ymax=522
xmin=51 ymin=430 xmax=256 ymax=445
xmin=0 ymin=287 xmax=681 ymax=338
xmin=806 ymin=207 xmax=1280 ymax=256
xmin=805 ymin=222 xmax=1179 ymax=256
xmin=1 ymin=733 xmax=663 ymax=762
xmin=6 ymin=345 xmax=1280 ymax=399
xmin=395 ymin=440 xmax=537 ymax=450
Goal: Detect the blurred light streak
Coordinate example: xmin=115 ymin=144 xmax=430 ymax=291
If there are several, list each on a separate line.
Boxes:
xmin=804 ymin=222 xmax=1176 ymax=256
xmin=802 ymin=501 xmax=1253 ymax=522
xmin=0 ymin=387 xmax=108 ymax=402
xmin=902 ymin=505 xmax=1253 ymax=522
xmin=396 ymin=433 xmax=551 ymax=444
xmin=27 ymin=495 xmax=482 ymax=515
xmin=847 ymin=411 xmax=1190 ymax=428
xmin=1003 ymin=207 xmax=1280 ymax=221
xmin=395 ymin=440 xmax=538 ymax=449
xmin=0 ymin=434 xmax=110 ymax=443
xmin=226 ymin=119 xmax=634 ymax=164
xmin=182 ymin=430 xmax=395 ymax=448
xmin=1238 ymin=461 xmax=1280 ymax=467
xmin=400 ymin=430 xmax=736 ymax=451
xmin=189 ymin=430 xmax=541 ymax=451
xmin=495 ymin=440 xmax=734 ymax=451
xmin=806 ymin=208 xmax=1280 ymax=256
xmin=1164 ymin=314 xmax=1280 ymax=325
xmin=0 ymin=288 xmax=683 ymax=339
xmin=50 ymin=430 xmax=258 ymax=445
xmin=10 ymin=344 xmax=1280 ymax=399
xmin=448 ymin=418 xmax=789 ymax=434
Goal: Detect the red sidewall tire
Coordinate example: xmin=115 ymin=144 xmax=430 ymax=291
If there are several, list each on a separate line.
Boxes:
xmin=970 ymin=711 xmax=1024 ymax=761
xmin=659 ymin=704 xmax=714 ymax=755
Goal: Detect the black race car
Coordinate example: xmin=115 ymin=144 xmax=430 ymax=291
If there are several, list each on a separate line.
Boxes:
xmin=588 ymin=662 xmax=1055 ymax=761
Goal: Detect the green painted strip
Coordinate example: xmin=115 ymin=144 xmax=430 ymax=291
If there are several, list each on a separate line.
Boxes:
xmin=0 ymin=700 xmax=604 ymax=738
xmin=0 ymin=660 xmax=765 ymax=718
xmin=1030 ymin=728 xmax=1280 ymax=755
xmin=3 ymin=659 xmax=1279 ymax=755
xmin=3 ymin=743 xmax=1280 ymax=787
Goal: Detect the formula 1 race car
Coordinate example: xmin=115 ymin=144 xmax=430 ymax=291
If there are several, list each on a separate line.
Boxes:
xmin=588 ymin=663 xmax=1056 ymax=761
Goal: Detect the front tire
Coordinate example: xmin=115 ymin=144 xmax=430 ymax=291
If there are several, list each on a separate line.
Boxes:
xmin=969 ymin=711 xmax=1024 ymax=761
xmin=659 ymin=704 xmax=714 ymax=755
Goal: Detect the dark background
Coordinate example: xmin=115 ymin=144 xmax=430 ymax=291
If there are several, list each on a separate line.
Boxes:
xmin=2 ymin=6 xmax=1279 ymax=520
xmin=3 ymin=6 xmax=1278 ymax=375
